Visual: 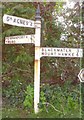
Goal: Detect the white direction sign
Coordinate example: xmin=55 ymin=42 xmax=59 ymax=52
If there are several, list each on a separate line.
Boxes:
xmin=5 ymin=34 xmax=35 ymax=44
xmin=3 ymin=14 xmax=35 ymax=28
xmin=40 ymin=47 xmax=83 ymax=58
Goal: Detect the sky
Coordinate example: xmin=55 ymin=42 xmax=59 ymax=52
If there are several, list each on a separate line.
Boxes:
xmin=64 ymin=1 xmax=75 ymax=8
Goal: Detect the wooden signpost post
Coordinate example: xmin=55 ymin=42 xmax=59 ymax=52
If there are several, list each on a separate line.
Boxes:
xmin=3 ymin=4 xmax=83 ymax=114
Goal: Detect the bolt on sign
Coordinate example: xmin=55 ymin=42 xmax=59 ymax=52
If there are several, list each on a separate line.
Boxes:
xmin=3 ymin=4 xmax=83 ymax=114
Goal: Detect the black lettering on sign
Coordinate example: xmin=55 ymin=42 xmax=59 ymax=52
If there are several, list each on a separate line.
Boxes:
xmin=76 ymin=52 xmax=79 ymax=56
xmin=23 ymin=20 xmax=25 ymax=25
xmin=13 ymin=18 xmax=16 ymax=22
xmin=54 ymin=49 xmax=56 ymax=51
xmin=58 ymin=53 xmax=61 ymax=55
xmin=68 ymin=49 xmax=71 ymax=52
xmin=68 ymin=53 xmax=71 ymax=56
xmin=62 ymin=53 xmax=64 ymax=56
xmin=18 ymin=19 xmax=25 ymax=25
xmin=57 ymin=49 xmax=60 ymax=52
xmin=61 ymin=49 xmax=63 ymax=52
xmin=76 ymin=49 xmax=79 ymax=56
xmin=7 ymin=16 xmax=12 ymax=21
xmin=42 ymin=48 xmax=44 ymax=51
xmin=19 ymin=19 xmax=22 ymax=24
xmin=48 ymin=49 xmax=50 ymax=51
xmin=26 ymin=21 xmax=28 ymax=25
xmin=17 ymin=19 xmax=19 ymax=24
xmin=65 ymin=53 xmax=67 ymax=56
xmin=42 ymin=52 xmax=44 ymax=55
xmin=51 ymin=53 xmax=53 ymax=55
xmin=26 ymin=36 xmax=28 ymax=38
xmin=72 ymin=53 xmax=74 ymax=56
xmin=30 ymin=36 xmax=32 ymax=43
xmin=30 ymin=22 xmax=32 ymax=26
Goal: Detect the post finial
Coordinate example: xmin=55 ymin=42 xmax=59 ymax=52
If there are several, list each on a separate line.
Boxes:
xmin=35 ymin=4 xmax=41 ymax=20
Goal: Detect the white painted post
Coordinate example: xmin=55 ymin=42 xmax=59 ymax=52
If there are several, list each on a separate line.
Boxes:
xmin=34 ymin=4 xmax=41 ymax=114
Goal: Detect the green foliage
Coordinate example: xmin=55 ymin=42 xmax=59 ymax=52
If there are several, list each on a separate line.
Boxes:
xmin=2 ymin=75 xmax=26 ymax=107
xmin=15 ymin=51 xmax=33 ymax=63
xmin=54 ymin=2 xmax=64 ymax=13
xmin=23 ymin=83 xmax=80 ymax=118
xmin=23 ymin=85 xmax=46 ymax=111
xmin=23 ymin=85 xmax=34 ymax=109
xmin=38 ymin=90 xmax=46 ymax=112
xmin=3 ymin=83 xmax=81 ymax=118
xmin=38 ymin=83 xmax=80 ymax=118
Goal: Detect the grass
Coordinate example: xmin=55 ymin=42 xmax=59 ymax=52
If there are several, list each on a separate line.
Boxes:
xmin=2 ymin=105 xmax=81 ymax=119
xmin=2 ymin=107 xmax=28 ymax=118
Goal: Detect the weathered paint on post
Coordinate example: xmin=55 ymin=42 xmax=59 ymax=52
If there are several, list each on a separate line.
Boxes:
xmin=34 ymin=4 xmax=41 ymax=114
xmin=34 ymin=59 xmax=40 ymax=113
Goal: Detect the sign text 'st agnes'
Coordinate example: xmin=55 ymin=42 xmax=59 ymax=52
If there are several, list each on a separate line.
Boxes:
xmin=3 ymin=14 xmax=35 ymax=28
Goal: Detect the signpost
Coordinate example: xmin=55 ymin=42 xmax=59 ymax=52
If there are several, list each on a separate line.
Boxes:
xmin=5 ymin=35 xmax=35 ymax=44
xmin=3 ymin=4 xmax=83 ymax=114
